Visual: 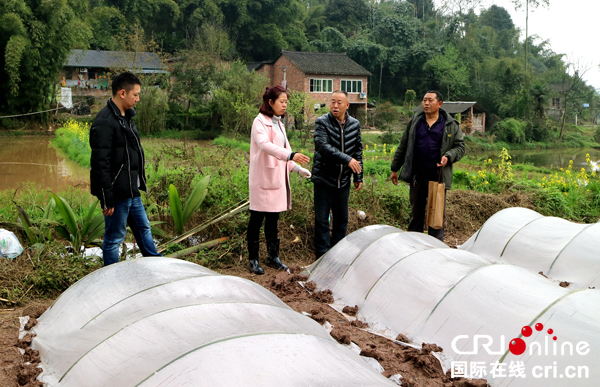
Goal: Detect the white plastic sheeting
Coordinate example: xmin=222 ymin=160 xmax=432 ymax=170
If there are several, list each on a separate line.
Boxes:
xmin=460 ymin=207 xmax=600 ymax=288
xmin=31 ymin=257 xmax=396 ymax=387
xmin=306 ymin=225 xmax=600 ymax=386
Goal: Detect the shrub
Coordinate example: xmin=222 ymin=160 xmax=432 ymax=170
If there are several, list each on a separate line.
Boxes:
xmin=493 ymin=118 xmax=527 ymax=144
xmin=135 ymin=87 xmax=169 ymax=135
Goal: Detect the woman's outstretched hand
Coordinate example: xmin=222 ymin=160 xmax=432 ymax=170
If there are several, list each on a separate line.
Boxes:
xmin=293 ymin=153 xmax=310 ymax=164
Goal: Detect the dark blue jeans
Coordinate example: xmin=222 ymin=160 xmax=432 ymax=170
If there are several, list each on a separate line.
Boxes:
xmin=102 ymin=196 xmax=161 ymax=266
xmin=313 ymin=182 xmax=350 ymax=258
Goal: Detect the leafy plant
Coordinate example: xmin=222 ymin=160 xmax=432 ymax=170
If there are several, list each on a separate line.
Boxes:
xmin=169 ymin=175 xmax=211 ymax=235
xmin=0 ymin=199 xmax=57 ymax=253
xmin=51 ymin=194 xmax=105 ymax=255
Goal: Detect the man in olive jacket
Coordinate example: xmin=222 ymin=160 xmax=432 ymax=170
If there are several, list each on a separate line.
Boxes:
xmin=312 ymin=91 xmax=363 ymax=258
xmin=390 ymin=90 xmax=465 ymax=241
xmin=90 ymin=72 xmax=161 ymax=266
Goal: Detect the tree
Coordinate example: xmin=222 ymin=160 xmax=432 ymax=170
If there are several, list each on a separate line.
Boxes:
xmin=423 ymin=43 xmax=469 ymax=100
xmin=170 ymin=24 xmax=232 ymax=128
xmin=557 ymin=60 xmax=588 ymax=139
xmin=0 ymin=0 xmax=91 ymax=113
xmin=511 ymin=0 xmax=550 ymax=74
xmin=530 ymin=82 xmax=549 ymax=119
xmin=404 ymin=90 xmax=417 ymax=110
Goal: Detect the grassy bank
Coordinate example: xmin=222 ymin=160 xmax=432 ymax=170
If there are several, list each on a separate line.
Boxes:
xmin=1 ymin=135 xmax=599 ymax=305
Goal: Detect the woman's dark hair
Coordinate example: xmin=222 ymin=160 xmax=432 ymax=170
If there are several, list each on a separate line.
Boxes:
xmin=259 ymin=85 xmax=290 ymax=117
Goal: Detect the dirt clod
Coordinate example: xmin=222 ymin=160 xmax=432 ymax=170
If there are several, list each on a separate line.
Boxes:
xmin=24 ymin=318 xmax=38 ymax=331
xmin=17 ymin=364 xmax=41 ymax=386
xmin=360 ymin=345 xmax=384 ymax=361
xmin=304 ymin=281 xmax=316 ymax=292
xmin=351 ymin=319 xmax=368 ymax=328
xmin=452 ymin=379 xmax=491 ymax=387
xmin=342 ymin=305 xmax=358 ymax=316
xmin=22 ymin=348 xmax=40 ymax=364
xmin=559 ymin=281 xmax=570 ymax=287
xmin=313 ymin=289 xmax=334 ymax=304
xmin=16 ymin=334 xmax=35 ymax=349
xmin=396 ymin=333 xmax=410 ymax=343
xmin=421 ymin=343 xmax=443 ymax=354
xmin=330 ymin=326 xmax=352 ymax=345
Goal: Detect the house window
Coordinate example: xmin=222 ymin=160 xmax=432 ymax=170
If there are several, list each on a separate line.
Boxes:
xmin=341 ymin=79 xmax=363 ymax=94
xmin=552 ymin=97 xmax=560 ymax=108
xmin=309 ymin=78 xmax=333 ymax=93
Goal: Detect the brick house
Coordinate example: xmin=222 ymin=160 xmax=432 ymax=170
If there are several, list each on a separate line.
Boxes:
xmin=249 ymin=50 xmax=371 ymax=117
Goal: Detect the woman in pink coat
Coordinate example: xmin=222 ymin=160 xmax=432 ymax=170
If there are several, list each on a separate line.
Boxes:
xmin=247 ymin=86 xmax=311 ymax=274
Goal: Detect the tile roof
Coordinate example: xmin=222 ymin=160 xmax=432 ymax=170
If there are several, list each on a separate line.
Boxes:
xmin=65 ymin=49 xmax=165 ymax=70
xmin=281 ymin=50 xmax=371 ymax=76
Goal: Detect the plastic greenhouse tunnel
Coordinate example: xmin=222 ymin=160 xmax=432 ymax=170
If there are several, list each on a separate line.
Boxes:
xmin=460 ymin=207 xmax=600 ymax=288
xmin=305 ymin=225 xmax=600 ymax=386
xmin=29 ymin=257 xmax=396 ymax=387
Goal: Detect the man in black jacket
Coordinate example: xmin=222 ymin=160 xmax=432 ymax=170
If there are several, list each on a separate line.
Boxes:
xmin=312 ymin=91 xmax=363 ymax=258
xmin=90 ymin=72 xmax=161 ymax=266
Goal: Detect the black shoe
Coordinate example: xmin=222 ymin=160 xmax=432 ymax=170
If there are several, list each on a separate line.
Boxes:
xmin=248 ymin=240 xmax=264 ymax=275
xmin=266 ymin=238 xmax=288 ymax=271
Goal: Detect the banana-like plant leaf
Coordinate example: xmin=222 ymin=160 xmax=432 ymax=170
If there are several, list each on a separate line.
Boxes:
xmin=54 ymin=225 xmax=70 ymax=240
xmin=150 ymin=226 xmax=169 ymax=238
xmin=51 ymin=193 xmax=81 ymax=248
xmin=169 ymin=184 xmax=184 ymax=235
xmin=81 ymin=200 xmax=99 ymax=237
xmin=83 ymin=215 xmax=105 ymax=246
xmin=13 ymin=202 xmax=37 ymax=243
xmin=42 ymin=198 xmax=56 ymax=220
xmin=0 ymin=222 xmax=24 ymax=231
xmin=182 ymin=175 xmax=211 ymax=226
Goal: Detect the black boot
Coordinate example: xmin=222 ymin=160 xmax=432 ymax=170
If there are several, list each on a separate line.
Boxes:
xmin=266 ymin=238 xmax=288 ymax=271
xmin=248 ymin=240 xmax=264 ymax=275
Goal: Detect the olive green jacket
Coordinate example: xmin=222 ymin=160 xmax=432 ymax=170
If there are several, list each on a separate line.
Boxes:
xmin=390 ymin=109 xmax=465 ymax=189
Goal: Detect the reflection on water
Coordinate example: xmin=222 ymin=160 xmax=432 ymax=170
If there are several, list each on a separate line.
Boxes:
xmin=0 ymin=137 xmax=89 ymax=192
xmin=470 ymin=148 xmax=600 ymax=170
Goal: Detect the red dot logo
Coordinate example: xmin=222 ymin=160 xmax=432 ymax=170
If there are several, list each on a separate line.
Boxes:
xmin=509 ymin=338 xmax=527 ymax=355
xmin=535 ymin=323 xmax=544 ymax=331
xmin=548 ymin=328 xmax=553 ymax=334
xmin=522 ymin=326 xmax=533 ymax=337
xmin=553 ymin=336 xmax=557 ymax=341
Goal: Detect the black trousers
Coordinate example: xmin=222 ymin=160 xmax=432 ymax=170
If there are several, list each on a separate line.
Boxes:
xmin=313 ymin=182 xmax=351 ymax=257
xmin=408 ymin=169 xmax=447 ymax=242
xmin=247 ymin=210 xmax=280 ymax=242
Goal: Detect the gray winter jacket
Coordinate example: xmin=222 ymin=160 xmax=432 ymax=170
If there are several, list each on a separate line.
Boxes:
xmin=390 ymin=109 xmax=465 ymax=189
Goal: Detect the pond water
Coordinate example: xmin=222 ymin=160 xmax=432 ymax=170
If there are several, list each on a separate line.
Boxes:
xmin=0 ymin=137 xmax=89 ymax=192
xmin=469 ymin=148 xmax=600 ymax=170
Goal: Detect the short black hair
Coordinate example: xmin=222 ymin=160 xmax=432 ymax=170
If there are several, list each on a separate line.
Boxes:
xmin=112 ymin=72 xmax=142 ymax=96
xmin=425 ymin=90 xmax=443 ymax=102
xmin=332 ymin=90 xmax=349 ymax=98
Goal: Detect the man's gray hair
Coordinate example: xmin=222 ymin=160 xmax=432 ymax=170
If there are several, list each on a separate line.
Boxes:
xmin=332 ymin=90 xmax=349 ymax=98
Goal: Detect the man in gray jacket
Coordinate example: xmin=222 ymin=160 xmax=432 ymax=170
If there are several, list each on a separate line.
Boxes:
xmin=390 ymin=90 xmax=465 ymax=241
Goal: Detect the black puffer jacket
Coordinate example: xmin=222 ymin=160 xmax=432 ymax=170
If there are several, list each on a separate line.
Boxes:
xmin=90 ymin=99 xmax=147 ymax=209
xmin=312 ymin=112 xmax=363 ymax=188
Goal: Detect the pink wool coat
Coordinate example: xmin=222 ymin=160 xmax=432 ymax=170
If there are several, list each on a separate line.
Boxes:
xmin=249 ymin=113 xmax=297 ymax=212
